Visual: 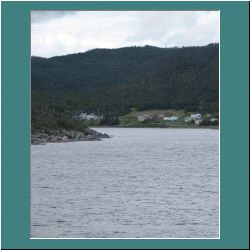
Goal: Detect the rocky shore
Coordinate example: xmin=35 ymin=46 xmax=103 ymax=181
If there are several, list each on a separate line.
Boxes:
xmin=31 ymin=128 xmax=110 ymax=145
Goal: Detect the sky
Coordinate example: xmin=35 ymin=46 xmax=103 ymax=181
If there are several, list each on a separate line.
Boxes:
xmin=31 ymin=11 xmax=220 ymax=58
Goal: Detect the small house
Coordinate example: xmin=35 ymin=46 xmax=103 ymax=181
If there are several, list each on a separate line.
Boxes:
xmin=73 ymin=112 xmax=87 ymax=120
xmin=137 ymin=115 xmax=153 ymax=122
xmin=138 ymin=115 xmax=146 ymax=122
xmin=191 ymin=113 xmax=202 ymax=120
xmin=87 ymin=113 xmax=97 ymax=120
xmin=73 ymin=112 xmax=98 ymax=120
xmin=164 ymin=115 xmax=179 ymax=121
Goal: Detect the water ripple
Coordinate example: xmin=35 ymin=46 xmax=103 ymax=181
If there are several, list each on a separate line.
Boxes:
xmin=31 ymin=128 xmax=219 ymax=238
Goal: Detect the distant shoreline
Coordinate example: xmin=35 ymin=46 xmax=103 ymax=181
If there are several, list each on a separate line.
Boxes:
xmin=92 ymin=125 xmax=219 ymax=129
xmin=31 ymin=125 xmax=219 ymax=145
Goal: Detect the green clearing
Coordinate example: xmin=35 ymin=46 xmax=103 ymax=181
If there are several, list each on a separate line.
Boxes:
xmin=122 ymin=109 xmax=186 ymax=117
xmin=119 ymin=109 xmax=198 ymax=128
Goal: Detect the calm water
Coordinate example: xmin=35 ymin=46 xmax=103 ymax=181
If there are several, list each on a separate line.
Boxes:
xmin=31 ymin=128 xmax=219 ymax=238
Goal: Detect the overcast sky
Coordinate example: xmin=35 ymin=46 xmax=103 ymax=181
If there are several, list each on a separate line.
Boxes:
xmin=31 ymin=11 xmax=219 ymax=58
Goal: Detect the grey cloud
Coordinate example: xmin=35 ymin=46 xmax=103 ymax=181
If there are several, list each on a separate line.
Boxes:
xmin=31 ymin=11 xmax=219 ymax=58
xmin=125 ymin=11 xmax=219 ymax=47
xmin=31 ymin=11 xmax=76 ymax=23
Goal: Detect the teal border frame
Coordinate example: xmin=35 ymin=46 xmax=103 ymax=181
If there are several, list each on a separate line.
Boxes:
xmin=1 ymin=1 xmax=249 ymax=249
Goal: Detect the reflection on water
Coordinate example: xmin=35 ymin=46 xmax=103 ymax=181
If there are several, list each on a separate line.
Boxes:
xmin=31 ymin=128 xmax=219 ymax=238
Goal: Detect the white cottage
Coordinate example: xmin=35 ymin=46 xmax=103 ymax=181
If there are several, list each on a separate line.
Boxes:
xmin=191 ymin=113 xmax=202 ymax=120
xmin=163 ymin=115 xmax=179 ymax=121
xmin=137 ymin=115 xmax=153 ymax=122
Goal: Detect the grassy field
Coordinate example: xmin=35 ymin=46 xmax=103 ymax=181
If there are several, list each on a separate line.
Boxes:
xmin=122 ymin=109 xmax=186 ymax=117
xmin=87 ymin=109 xmax=219 ymax=129
xmin=119 ymin=109 xmax=198 ymax=128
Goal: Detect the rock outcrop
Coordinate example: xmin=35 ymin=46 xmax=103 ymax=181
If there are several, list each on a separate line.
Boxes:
xmin=31 ymin=129 xmax=110 ymax=145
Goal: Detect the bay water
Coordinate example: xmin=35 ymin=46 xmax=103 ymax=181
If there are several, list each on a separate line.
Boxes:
xmin=31 ymin=127 xmax=219 ymax=238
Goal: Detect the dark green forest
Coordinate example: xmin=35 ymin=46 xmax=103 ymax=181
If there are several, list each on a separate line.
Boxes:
xmin=31 ymin=43 xmax=219 ymax=131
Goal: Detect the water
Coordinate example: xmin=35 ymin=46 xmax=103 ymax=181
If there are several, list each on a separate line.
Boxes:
xmin=31 ymin=128 xmax=219 ymax=238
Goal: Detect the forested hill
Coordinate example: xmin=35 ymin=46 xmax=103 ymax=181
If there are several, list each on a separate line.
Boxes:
xmin=31 ymin=43 xmax=219 ymax=116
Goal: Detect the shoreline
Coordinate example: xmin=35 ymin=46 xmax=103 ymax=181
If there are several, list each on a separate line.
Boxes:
xmin=31 ymin=128 xmax=110 ymax=145
xmin=31 ymin=126 xmax=219 ymax=145
xmin=92 ymin=125 xmax=219 ymax=129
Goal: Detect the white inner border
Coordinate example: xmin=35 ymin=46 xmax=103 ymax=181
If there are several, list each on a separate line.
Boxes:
xmin=30 ymin=9 xmax=221 ymax=240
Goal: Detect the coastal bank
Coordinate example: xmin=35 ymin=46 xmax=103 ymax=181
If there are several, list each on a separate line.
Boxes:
xmin=31 ymin=128 xmax=110 ymax=145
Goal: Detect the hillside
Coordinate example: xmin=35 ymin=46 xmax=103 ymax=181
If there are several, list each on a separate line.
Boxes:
xmin=31 ymin=44 xmax=219 ymax=130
